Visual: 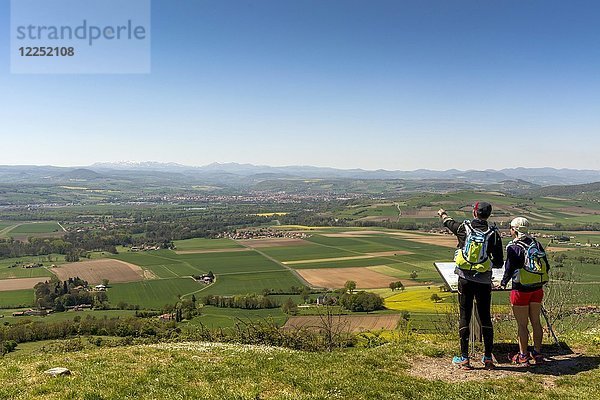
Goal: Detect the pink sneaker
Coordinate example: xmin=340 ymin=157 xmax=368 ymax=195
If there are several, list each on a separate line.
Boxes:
xmin=511 ymin=353 xmax=530 ymax=367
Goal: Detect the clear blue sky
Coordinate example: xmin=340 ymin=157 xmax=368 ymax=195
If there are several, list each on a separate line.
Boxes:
xmin=1 ymin=0 xmax=599 ymax=170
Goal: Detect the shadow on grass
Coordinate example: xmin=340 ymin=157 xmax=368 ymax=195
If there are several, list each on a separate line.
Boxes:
xmin=492 ymin=341 xmax=600 ymax=376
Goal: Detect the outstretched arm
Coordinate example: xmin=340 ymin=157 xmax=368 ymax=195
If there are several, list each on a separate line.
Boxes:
xmin=438 ymin=209 xmax=461 ymax=234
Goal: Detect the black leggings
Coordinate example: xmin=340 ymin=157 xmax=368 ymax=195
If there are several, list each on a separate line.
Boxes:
xmin=458 ymin=277 xmax=493 ymax=358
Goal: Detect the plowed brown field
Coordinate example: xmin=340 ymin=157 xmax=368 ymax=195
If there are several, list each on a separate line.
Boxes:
xmin=51 ymin=259 xmax=145 ymax=284
xmin=0 ymin=277 xmax=49 ymax=291
xmin=296 ymin=267 xmax=398 ymax=289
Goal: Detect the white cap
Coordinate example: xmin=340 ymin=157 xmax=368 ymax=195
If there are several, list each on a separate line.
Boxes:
xmin=510 ymin=217 xmax=530 ymax=235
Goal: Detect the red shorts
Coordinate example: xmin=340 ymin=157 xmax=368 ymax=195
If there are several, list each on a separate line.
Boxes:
xmin=510 ymin=288 xmax=544 ymax=306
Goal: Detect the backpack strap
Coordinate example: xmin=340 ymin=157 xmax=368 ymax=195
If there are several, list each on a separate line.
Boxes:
xmin=513 ymin=239 xmax=528 ymax=251
xmin=462 ymin=220 xmax=472 ymax=233
xmin=514 ymin=238 xmax=538 ymax=250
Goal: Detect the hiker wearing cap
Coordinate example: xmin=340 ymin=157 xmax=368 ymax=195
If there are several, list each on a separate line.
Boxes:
xmin=438 ymin=202 xmax=503 ymax=370
xmin=501 ymin=217 xmax=550 ymax=366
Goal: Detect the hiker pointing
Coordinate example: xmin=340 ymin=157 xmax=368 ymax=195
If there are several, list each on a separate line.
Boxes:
xmin=501 ymin=217 xmax=550 ymax=366
xmin=438 ymin=202 xmax=503 ymax=370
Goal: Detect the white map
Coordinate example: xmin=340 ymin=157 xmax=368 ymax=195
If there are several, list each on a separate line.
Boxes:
xmin=433 ymin=262 xmax=511 ymax=293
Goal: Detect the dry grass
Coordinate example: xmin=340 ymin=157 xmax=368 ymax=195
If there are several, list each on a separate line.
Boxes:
xmin=283 ymin=314 xmax=401 ymax=332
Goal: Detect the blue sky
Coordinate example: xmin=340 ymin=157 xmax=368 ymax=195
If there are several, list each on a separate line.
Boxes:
xmin=1 ymin=0 xmax=599 ymax=170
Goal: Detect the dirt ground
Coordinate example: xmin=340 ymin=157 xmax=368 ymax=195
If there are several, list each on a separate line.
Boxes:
xmin=51 ymin=259 xmax=145 ymax=284
xmin=296 ymin=267 xmax=399 ymax=289
xmin=409 ymin=346 xmax=599 ymax=385
xmin=283 ymin=314 xmax=401 ymax=332
xmin=0 ymin=277 xmax=49 ymax=291
xmin=237 ymin=238 xmax=311 ymax=248
xmin=174 ymin=248 xmax=252 ymax=255
xmin=546 ymin=247 xmax=574 ymax=252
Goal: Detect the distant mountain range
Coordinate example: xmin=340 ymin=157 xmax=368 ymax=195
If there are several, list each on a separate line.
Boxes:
xmin=0 ymin=163 xmax=598 ymax=188
xmin=90 ymin=162 xmax=600 ymax=186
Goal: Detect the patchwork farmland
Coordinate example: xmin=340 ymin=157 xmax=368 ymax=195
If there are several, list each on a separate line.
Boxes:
xmin=2 ymin=226 xmax=599 ymax=327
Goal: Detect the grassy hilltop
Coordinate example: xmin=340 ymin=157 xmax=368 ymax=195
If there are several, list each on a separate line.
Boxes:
xmin=1 ymin=337 xmax=599 ymax=400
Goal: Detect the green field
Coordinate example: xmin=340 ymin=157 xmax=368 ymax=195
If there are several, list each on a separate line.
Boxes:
xmin=177 ymin=251 xmax=285 ymax=275
xmin=199 ymin=270 xmax=304 ymax=296
xmin=173 ymin=237 xmax=243 ymax=251
xmin=108 ymin=278 xmax=206 ymax=309
xmin=259 ymin=244 xmax=358 ymax=262
xmin=185 ymin=305 xmax=288 ymax=328
xmin=0 ymin=221 xmax=16 ymax=231
xmin=0 ymin=256 xmax=58 ymax=279
xmin=6 ymin=221 xmax=63 ymax=235
xmin=0 ymin=290 xmax=34 ymax=308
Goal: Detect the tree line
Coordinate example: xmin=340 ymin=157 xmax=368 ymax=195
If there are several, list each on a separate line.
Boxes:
xmin=202 ymin=294 xmax=279 ymax=309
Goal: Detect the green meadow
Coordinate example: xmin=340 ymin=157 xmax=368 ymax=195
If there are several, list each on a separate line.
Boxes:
xmin=185 ymin=305 xmax=288 ymax=328
xmin=0 ymin=289 xmax=35 ymax=308
xmin=0 ymin=257 xmax=55 ymax=279
xmin=198 ymin=271 xmax=303 ymax=297
xmin=108 ymin=278 xmax=206 ymax=309
xmin=8 ymin=222 xmax=63 ymax=234
xmin=173 ymin=237 xmax=243 ymax=250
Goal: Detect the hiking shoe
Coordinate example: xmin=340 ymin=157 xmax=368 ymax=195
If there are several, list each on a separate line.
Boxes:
xmin=530 ymin=350 xmax=545 ymax=365
xmin=511 ymin=353 xmax=530 ymax=367
xmin=481 ymin=355 xmax=495 ymax=370
xmin=452 ymin=356 xmax=473 ymax=370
